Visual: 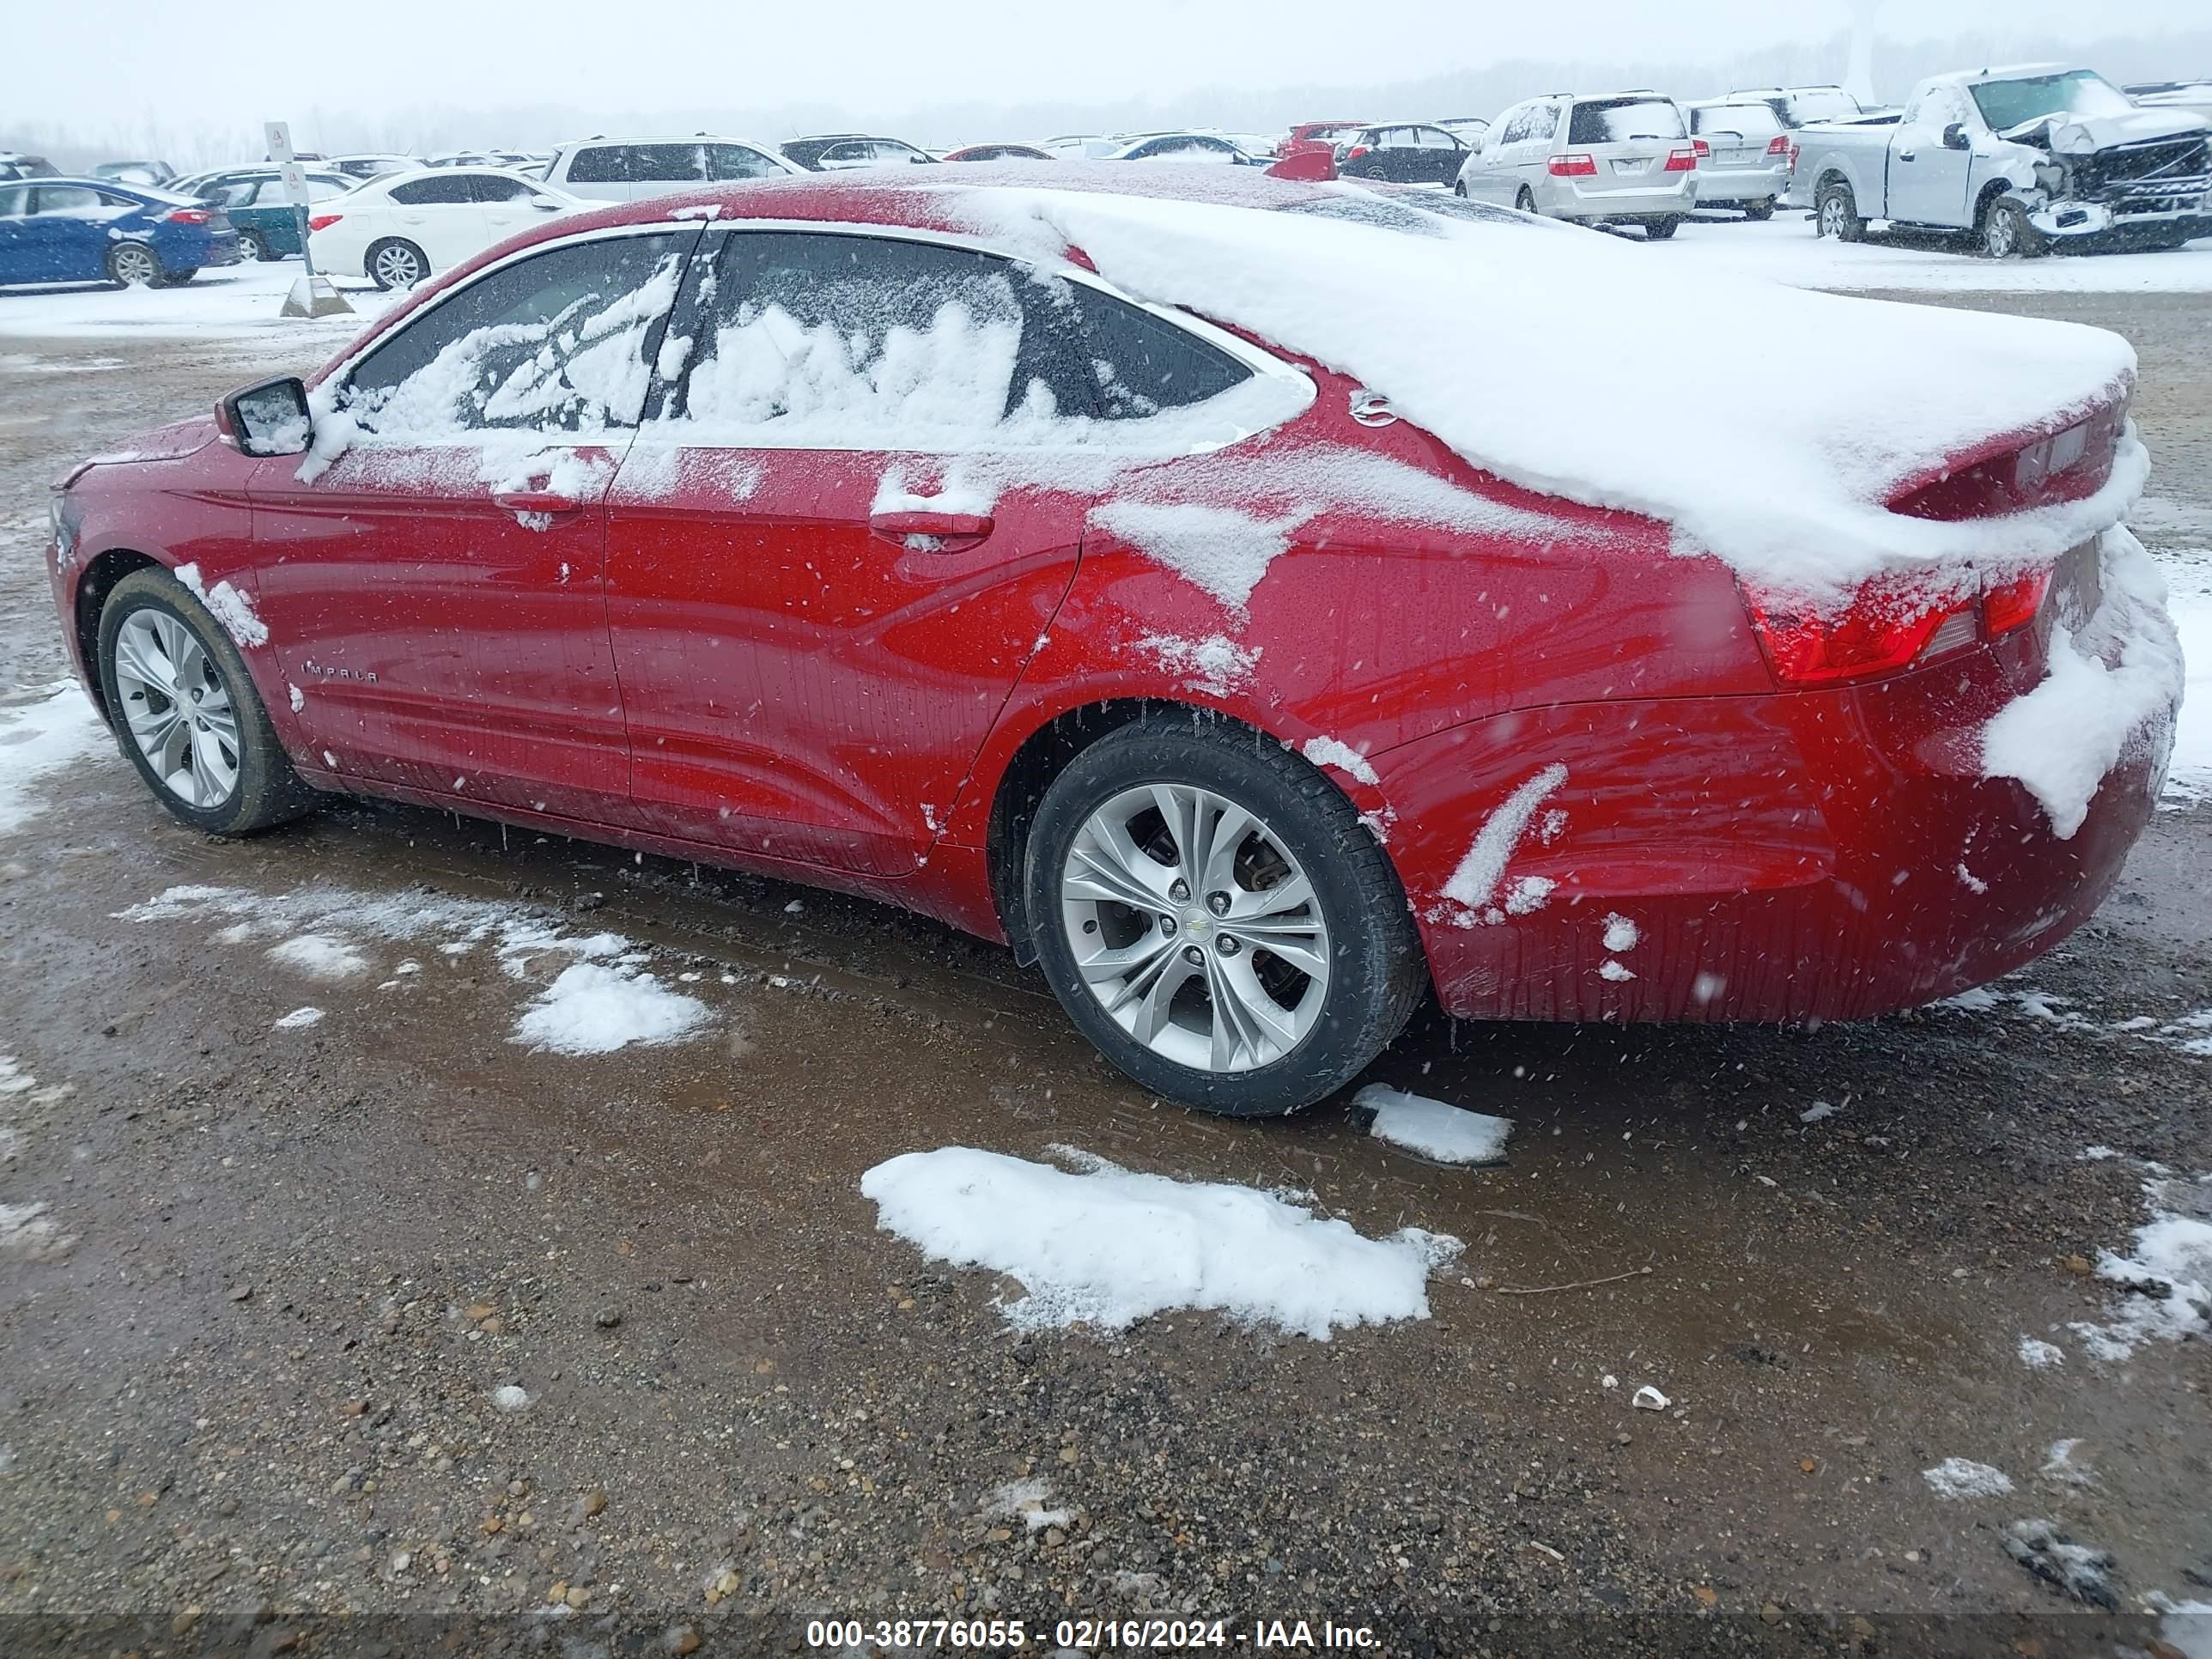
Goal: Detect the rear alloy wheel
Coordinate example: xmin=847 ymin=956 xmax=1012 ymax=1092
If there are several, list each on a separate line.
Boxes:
xmin=1024 ymin=716 xmax=1426 ymax=1116
xmin=97 ymin=568 xmax=316 ymax=836
xmin=106 ymin=242 xmax=161 ymax=288
xmin=1516 ymin=186 xmax=1537 ymax=215
xmin=1816 ymin=180 xmax=1864 ymax=241
xmin=1743 ymin=198 xmax=1776 ymax=222
xmin=237 ymin=228 xmax=272 ymax=263
xmin=1981 ymin=197 xmax=2044 ymax=259
xmin=368 ymin=238 xmax=428 ymax=289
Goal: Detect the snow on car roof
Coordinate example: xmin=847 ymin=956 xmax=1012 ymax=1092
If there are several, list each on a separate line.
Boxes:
xmin=388 ymin=167 xmax=2142 ymax=600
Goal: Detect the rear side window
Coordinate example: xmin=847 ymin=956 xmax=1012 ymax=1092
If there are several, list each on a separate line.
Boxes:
xmin=340 ymin=231 xmax=695 ymax=435
xmin=389 ymin=175 xmax=477 ymax=205
xmin=1042 ymin=283 xmax=1249 ymax=419
xmin=209 ymin=179 xmax=264 ymax=207
xmin=663 ymin=231 xmax=1061 ymax=440
xmin=1568 ymin=98 xmax=1686 ymax=144
xmin=653 ymin=229 xmax=1255 ymax=444
xmin=469 ymin=174 xmax=536 ymax=202
xmin=0 ymin=185 xmax=31 ymax=217
xmin=34 ymin=186 xmax=115 ymax=216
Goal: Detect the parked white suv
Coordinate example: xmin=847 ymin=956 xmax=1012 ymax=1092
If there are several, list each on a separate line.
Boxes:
xmin=1456 ymin=91 xmax=1700 ymax=237
xmin=543 ymin=137 xmax=798 ymax=202
xmin=1683 ymin=99 xmax=1795 ymax=218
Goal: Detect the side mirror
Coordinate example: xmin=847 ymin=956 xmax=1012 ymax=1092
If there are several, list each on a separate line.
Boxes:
xmin=220 ymin=375 xmax=311 ymax=457
xmin=1942 ymin=122 xmax=1970 ymax=150
xmin=530 ymin=193 xmax=563 ymax=210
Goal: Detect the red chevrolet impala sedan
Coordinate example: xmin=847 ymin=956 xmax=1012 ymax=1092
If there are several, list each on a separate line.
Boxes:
xmin=43 ymin=167 xmax=2181 ymax=1115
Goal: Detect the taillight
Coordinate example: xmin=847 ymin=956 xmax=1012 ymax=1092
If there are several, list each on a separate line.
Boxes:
xmin=1743 ymin=580 xmax=1976 ymax=687
xmin=307 ymin=213 xmax=343 ymax=233
xmin=1766 ymin=133 xmax=1793 ymax=155
xmin=1663 ymin=147 xmax=1698 ymax=171
xmin=1547 ymin=153 xmax=1596 ymax=176
xmin=1692 ymin=137 xmax=1711 ymax=159
xmin=1984 ymin=568 xmax=2053 ymax=635
xmin=162 ymin=207 xmax=210 ymax=225
xmin=1346 ymin=145 xmax=1370 ymax=160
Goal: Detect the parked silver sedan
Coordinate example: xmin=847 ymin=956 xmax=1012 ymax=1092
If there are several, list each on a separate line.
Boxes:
xmin=1455 ymin=90 xmax=1700 ymax=237
xmin=1683 ymin=100 xmax=1794 ymax=218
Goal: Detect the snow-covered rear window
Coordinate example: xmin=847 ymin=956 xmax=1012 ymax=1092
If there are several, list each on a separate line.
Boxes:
xmin=1785 ymin=90 xmax=1860 ymax=124
xmin=340 ymin=230 xmax=695 ymax=436
xmin=1690 ymin=105 xmax=1783 ymax=138
xmin=1567 ymin=99 xmax=1686 ymax=145
xmin=653 ymin=230 xmax=1255 ymax=445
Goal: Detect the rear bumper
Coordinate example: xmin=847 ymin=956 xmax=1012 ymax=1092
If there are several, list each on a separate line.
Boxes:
xmin=1543 ymin=173 xmax=1698 ymax=219
xmin=1694 ymin=165 xmax=1789 ymax=204
xmin=1375 ymin=555 xmax=2176 ymax=1024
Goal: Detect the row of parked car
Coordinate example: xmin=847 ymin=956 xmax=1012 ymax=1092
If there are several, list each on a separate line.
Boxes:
xmin=3 ymin=67 xmax=2203 ymax=292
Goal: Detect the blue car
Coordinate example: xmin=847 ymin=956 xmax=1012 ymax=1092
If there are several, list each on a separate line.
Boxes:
xmin=0 ymin=177 xmax=241 ymax=288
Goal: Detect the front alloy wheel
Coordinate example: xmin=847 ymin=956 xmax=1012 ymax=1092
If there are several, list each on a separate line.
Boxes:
xmin=112 ymin=608 xmax=240 ymax=808
xmin=1060 ymin=783 xmax=1330 ymax=1074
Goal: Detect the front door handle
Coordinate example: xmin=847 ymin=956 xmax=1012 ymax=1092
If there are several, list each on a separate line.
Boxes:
xmin=1899 ymin=150 xmax=1916 ymax=161
xmin=869 ymin=509 xmax=994 ymax=550
xmin=492 ymin=489 xmax=582 ymax=515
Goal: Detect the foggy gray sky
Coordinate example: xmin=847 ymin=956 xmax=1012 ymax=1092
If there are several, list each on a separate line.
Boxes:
xmin=12 ymin=0 xmax=2207 ymax=162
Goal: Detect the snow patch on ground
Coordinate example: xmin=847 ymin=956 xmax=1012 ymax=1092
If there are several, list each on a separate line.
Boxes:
xmin=510 ymin=962 xmax=712 ymax=1057
xmin=1981 ymin=529 xmax=2182 ymax=837
xmin=265 ymin=934 xmax=368 ymax=981
xmin=0 ymin=682 xmax=112 ymax=837
xmin=1353 ymin=1085 xmax=1512 ymax=1165
xmin=1935 ymin=983 xmax=2212 ymax=1060
xmin=2065 ymin=1172 xmax=2212 ymax=1360
xmin=860 ymin=1144 xmax=1461 ymax=1339
xmin=2017 ymin=1336 xmax=2064 ymax=1369
xmin=1923 ymin=1457 xmax=2014 ymax=1500
xmin=1299 ymin=736 xmax=1378 ymax=787
xmin=273 ymin=1006 xmax=325 ymax=1030
xmin=984 ymin=1477 xmax=1072 ymax=1533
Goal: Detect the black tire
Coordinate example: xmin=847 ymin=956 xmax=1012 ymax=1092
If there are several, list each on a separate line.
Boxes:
xmin=1022 ymin=714 xmax=1427 ymax=1116
xmin=1644 ymin=216 xmax=1680 ymax=240
xmin=1743 ymin=198 xmax=1776 ymax=222
xmin=1815 ymin=179 xmax=1864 ymax=241
xmin=97 ymin=568 xmax=318 ymax=837
xmin=1980 ymin=196 xmax=2044 ymax=259
xmin=367 ymin=237 xmax=428 ymax=290
xmin=1516 ymin=186 xmax=1536 ymax=215
xmin=106 ymin=241 xmax=161 ymax=288
xmin=237 ymin=228 xmax=272 ymax=263
xmin=1454 ymin=180 xmax=1468 ymax=198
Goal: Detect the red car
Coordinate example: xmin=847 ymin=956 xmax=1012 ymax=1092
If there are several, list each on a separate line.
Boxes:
xmin=45 ymin=167 xmax=2179 ymax=1116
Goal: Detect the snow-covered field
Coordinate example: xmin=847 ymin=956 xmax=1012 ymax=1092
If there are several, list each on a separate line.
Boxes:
xmin=1661 ymin=213 xmax=2212 ymax=293
xmin=0 ymin=263 xmax=397 ymax=343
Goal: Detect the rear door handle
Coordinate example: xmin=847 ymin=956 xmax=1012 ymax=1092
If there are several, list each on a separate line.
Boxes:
xmin=869 ymin=509 xmax=994 ymax=550
xmin=492 ymin=489 xmax=582 ymax=515
xmin=1899 ymin=150 xmax=1916 ymax=161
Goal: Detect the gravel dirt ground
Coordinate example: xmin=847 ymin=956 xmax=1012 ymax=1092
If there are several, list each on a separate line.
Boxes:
xmin=0 ymin=275 xmax=2207 ymax=1659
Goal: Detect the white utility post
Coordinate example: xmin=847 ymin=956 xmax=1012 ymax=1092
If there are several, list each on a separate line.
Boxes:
xmin=268 ymin=120 xmax=352 ymax=319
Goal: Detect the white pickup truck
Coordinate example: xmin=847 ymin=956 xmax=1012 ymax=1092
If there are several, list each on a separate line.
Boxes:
xmin=1792 ymin=64 xmax=2211 ymax=256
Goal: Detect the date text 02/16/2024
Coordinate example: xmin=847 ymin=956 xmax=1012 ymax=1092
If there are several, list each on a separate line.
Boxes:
xmin=803 ymin=1618 xmax=1383 ymax=1650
